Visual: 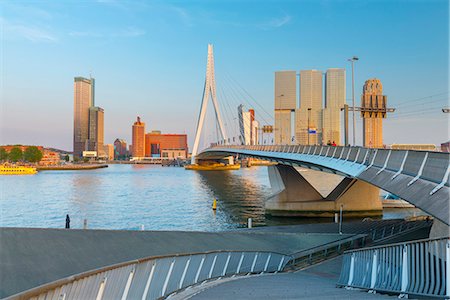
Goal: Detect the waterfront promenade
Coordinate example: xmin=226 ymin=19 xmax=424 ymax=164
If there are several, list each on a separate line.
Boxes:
xmin=0 ymin=227 xmax=352 ymax=298
xmin=1 ymin=218 xmax=431 ymax=298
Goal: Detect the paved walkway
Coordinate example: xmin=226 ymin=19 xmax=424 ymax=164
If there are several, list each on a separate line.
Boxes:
xmin=174 ymin=257 xmax=393 ymax=299
xmin=0 ymin=227 xmax=351 ymax=298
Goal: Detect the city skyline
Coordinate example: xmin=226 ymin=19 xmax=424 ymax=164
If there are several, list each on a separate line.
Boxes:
xmin=1 ymin=1 xmax=448 ymax=150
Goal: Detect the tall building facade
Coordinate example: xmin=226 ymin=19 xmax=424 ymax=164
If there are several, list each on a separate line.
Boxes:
xmin=323 ymin=68 xmax=345 ymax=145
xmin=73 ymin=77 xmax=94 ymax=158
xmin=238 ymin=105 xmax=251 ymax=145
xmin=88 ymin=106 xmax=104 ymax=156
xmin=361 ymin=79 xmax=387 ymax=148
xmin=132 ymin=117 xmax=146 ymax=158
xmin=296 ymin=70 xmax=323 ymax=145
xmin=73 ymin=76 xmax=105 ymax=158
xmin=274 ymin=71 xmax=296 ymax=144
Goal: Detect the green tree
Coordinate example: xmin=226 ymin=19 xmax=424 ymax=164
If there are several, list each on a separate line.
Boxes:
xmin=64 ymin=155 xmax=70 ymax=162
xmin=23 ymin=146 xmax=43 ymax=163
xmin=8 ymin=147 xmax=23 ymax=162
xmin=0 ymin=148 xmax=7 ymax=161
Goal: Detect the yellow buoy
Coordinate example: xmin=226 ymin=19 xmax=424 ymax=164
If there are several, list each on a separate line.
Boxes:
xmin=212 ymin=198 xmax=217 ymax=210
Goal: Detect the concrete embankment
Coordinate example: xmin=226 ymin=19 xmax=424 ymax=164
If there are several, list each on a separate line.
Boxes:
xmin=36 ymin=164 xmax=108 ymax=171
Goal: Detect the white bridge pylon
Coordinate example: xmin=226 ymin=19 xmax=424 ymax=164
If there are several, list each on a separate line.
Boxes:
xmin=191 ymin=44 xmax=228 ymax=164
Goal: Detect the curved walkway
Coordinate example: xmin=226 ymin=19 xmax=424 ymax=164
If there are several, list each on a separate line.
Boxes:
xmin=173 ymin=257 xmax=393 ymax=299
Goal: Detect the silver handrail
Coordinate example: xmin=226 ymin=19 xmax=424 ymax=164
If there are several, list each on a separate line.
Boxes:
xmin=337 ymin=237 xmax=450 ymax=298
xmin=7 ymin=250 xmax=291 ymax=300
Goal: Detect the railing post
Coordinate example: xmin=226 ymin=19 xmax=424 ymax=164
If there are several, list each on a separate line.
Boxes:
xmin=179 ymin=258 xmax=191 ymax=289
xmin=347 ymin=253 xmax=355 ymax=286
xmin=96 ymin=277 xmax=107 ymax=300
xmin=161 ymin=259 xmax=175 ymax=296
xmin=121 ymin=268 xmax=135 ymax=300
xmin=370 ymin=250 xmax=378 ymax=290
xmin=401 ymin=244 xmax=409 ymax=295
xmin=142 ymin=262 xmax=156 ymax=300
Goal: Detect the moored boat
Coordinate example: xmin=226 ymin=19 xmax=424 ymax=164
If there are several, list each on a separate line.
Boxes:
xmin=0 ymin=164 xmax=37 ymax=175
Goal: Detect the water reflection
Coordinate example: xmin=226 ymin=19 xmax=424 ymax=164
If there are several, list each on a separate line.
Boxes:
xmin=195 ymin=169 xmax=267 ymax=226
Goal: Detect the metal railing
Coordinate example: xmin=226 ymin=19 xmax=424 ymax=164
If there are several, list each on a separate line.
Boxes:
xmin=286 ymin=234 xmax=367 ymax=270
xmin=7 ymin=250 xmax=291 ymax=300
xmin=337 ymin=237 xmax=450 ymax=298
xmin=368 ymin=219 xmax=433 ymax=243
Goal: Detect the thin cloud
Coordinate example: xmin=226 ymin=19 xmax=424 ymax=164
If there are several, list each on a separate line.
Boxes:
xmin=269 ymin=14 xmax=292 ymax=28
xmin=69 ymin=27 xmax=146 ymax=38
xmin=0 ymin=18 xmax=57 ymax=42
xmin=259 ymin=14 xmax=292 ymax=30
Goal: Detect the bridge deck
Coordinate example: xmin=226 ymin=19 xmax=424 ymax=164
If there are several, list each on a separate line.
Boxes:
xmin=202 ymin=145 xmax=450 ymax=225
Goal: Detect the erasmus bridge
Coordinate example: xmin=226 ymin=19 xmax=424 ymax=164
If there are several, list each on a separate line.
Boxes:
xmin=191 ymin=44 xmax=450 ymax=231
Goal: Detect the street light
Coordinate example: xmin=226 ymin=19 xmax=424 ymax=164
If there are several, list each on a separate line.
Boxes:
xmin=348 ymin=56 xmax=359 ymax=146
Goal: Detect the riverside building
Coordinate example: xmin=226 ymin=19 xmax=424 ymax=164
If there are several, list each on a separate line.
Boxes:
xmin=145 ymin=132 xmax=188 ymax=159
xmin=274 ymin=71 xmax=296 ymax=144
xmin=361 ymin=78 xmax=387 ymax=148
xmin=323 ymin=68 xmax=345 ymax=145
xmin=296 ymin=70 xmax=323 ymax=145
xmin=274 ymin=68 xmax=346 ymax=146
xmin=73 ymin=76 xmax=104 ymax=158
xmin=131 ymin=117 xmax=146 ymax=158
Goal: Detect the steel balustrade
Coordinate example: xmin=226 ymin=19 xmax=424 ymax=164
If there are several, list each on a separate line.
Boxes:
xmin=337 ymin=237 xmax=450 ymax=298
xmin=7 ymin=251 xmax=291 ymax=300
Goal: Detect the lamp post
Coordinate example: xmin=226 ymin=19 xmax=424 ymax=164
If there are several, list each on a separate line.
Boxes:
xmin=348 ymin=56 xmax=359 ymax=146
xmin=307 ymin=108 xmax=312 ymax=145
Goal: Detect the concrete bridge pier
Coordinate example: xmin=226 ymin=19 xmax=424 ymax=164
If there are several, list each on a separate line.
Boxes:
xmin=266 ymin=164 xmax=382 ymax=218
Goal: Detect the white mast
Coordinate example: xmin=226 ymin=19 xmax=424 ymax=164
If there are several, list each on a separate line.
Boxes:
xmin=191 ymin=44 xmax=227 ymax=164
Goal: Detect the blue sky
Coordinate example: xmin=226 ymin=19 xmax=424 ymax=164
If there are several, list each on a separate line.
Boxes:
xmin=1 ymin=0 xmax=448 ymax=151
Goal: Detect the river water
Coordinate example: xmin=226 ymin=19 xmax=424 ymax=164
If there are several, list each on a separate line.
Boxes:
xmin=0 ymin=165 xmax=423 ymax=231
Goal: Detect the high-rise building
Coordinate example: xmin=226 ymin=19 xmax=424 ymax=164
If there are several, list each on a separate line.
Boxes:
xmin=88 ymin=106 xmax=104 ymax=156
xmin=361 ymin=78 xmax=387 ymax=148
xmin=238 ymin=106 xmax=259 ymax=145
xmin=73 ymin=77 xmax=94 ymax=158
xmin=296 ymin=70 xmax=323 ymax=145
xmin=132 ymin=116 xmax=146 ymax=158
xmin=238 ymin=105 xmax=251 ymax=145
xmin=114 ymin=139 xmax=127 ymax=159
xmin=323 ymin=68 xmax=345 ymax=145
xmin=274 ymin=71 xmax=296 ymax=144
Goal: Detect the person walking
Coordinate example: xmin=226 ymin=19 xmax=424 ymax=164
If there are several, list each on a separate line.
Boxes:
xmin=65 ymin=214 xmax=70 ymax=229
